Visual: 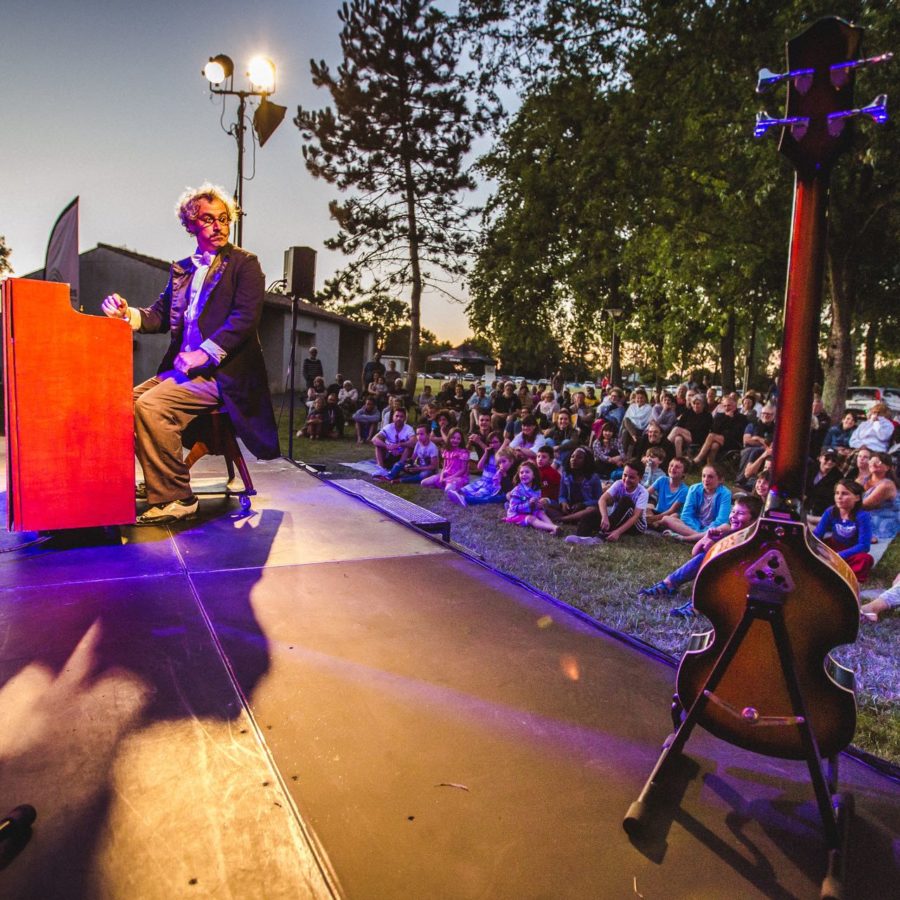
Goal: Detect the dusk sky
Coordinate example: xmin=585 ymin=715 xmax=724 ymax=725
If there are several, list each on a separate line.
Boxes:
xmin=1 ymin=0 xmax=475 ymax=343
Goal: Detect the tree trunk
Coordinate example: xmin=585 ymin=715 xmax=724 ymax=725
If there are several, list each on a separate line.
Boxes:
xmin=401 ymin=118 xmax=422 ymax=395
xmin=821 ymin=250 xmax=856 ymax=421
xmin=743 ymin=312 xmax=758 ymax=392
xmin=864 ymin=319 xmax=878 ymax=383
xmin=720 ymin=310 xmax=736 ymax=393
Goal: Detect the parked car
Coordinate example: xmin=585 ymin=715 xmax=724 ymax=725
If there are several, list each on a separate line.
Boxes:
xmin=846 ymin=386 xmax=900 ymax=415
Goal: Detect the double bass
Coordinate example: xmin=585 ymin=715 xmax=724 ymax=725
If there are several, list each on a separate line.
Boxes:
xmin=676 ymin=17 xmax=889 ymax=761
xmin=625 ymin=18 xmax=891 ymax=896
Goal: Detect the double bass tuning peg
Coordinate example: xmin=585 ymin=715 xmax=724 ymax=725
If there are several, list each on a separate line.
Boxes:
xmin=826 ymin=94 xmax=889 ymax=136
xmin=757 ymin=52 xmax=894 ymax=96
xmin=756 ymin=66 xmax=814 ymax=95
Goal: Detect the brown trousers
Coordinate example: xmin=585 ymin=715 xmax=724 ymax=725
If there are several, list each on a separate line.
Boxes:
xmin=133 ymin=374 xmax=222 ymax=504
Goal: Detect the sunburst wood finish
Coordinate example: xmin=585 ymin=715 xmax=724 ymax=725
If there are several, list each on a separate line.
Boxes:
xmin=675 ymin=18 xmax=865 ymax=761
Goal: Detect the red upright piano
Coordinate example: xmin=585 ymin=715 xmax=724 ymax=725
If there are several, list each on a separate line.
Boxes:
xmin=3 ymin=277 xmax=134 ymax=530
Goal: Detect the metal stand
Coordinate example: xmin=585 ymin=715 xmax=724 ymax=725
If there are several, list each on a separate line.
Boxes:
xmin=287 ymin=291 xmax=299 ymax=461
xmin=623 ymin=590 xmax=852 ymax=899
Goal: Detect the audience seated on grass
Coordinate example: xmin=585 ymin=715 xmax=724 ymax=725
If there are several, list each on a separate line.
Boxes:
xmin=639 ymin=493 xmax=763 ymax=617
xmin=387 ymin=422 xmax=439 ymax=484
xmin=467 ymin=385 xmax=492 ymax=430
xmin=640 ymin=446 xmax=667 ymax=488
xmin=861 ymin=571 xmax=900 ymax=622
xmin=535 ymin=447 xmax=561 ymax=503
xmin=338 ymin=380 xmax=358 ymax=417
xmin=646 ymin=456 xmax=689 ymax=530
xmin=319 ymin=394 xmax=345 ymax=438
xmin=850 ymin=403 xmax=894 ymax=453
xmin=504 ymin=460 xmax=561 ymax=535
xmin=805 ymin=450 xmax=842 ymax=520
xmin=565 ymin=458 xmax=649 ymax=545
xmin=420 ymin=427 xmax=471 ymax=494
xmin=650 ymin=392 xmax=677 ymax=435
xmin=596 ymin=387 xmax=626 ymax=432
xmin=655 ymin=463 xmax=732 ymax=542
xmin=505 ymin=415 xmax=547 ymax=462
xmin=620 ymin=388 xmax=653 ymax=457
xmin=590 ymin=420 xmax=625 ymax=482
xmin=692 ymin=395 xmax=747 ymax=467
xmin=352 ymin=396 xmax=381 ymax=443
xmin=448 ymin=443 xmax=514 ymax=507
xmin=668 ymin=394 xmax=712 ymax=459
xmin=548 ymin=446 xmax=604 ymax=527
xmin=861 ymin=451 xmax=899 ymax=542
xmin=299 ymin=396 xmax=327 ymax=439
xmin=814 ymin=479 xmax=874 ymax=583
xmin=373 ymin=407 xmax=414 ymax=476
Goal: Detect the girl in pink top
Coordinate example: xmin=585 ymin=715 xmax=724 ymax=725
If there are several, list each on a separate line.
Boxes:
xmin=421 ymin=428 xmax=471 ymax=492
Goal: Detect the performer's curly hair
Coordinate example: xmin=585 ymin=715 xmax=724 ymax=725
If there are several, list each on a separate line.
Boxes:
xmin=175 ymin=183 xmax=239 ymax=231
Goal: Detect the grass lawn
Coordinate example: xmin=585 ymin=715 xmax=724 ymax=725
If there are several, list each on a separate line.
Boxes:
xmin=275 ymin=407 xmax=900 ymax=766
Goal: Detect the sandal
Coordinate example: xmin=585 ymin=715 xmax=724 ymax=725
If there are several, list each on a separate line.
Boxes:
xmin=638 ymin=581 xmax=678 ymax=598
xmin=669 ymin=599 xmax=697 ymax=618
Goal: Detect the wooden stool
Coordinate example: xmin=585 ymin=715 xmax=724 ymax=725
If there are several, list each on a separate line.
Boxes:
xmin=183 ymin=410 xmax=256 ymax=512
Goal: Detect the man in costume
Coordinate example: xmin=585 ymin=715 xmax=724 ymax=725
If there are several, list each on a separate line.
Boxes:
xmin=102 ymin=183 xmax=279 ymax=524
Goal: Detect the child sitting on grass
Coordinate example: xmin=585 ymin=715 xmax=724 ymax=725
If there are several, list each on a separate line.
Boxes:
xmin=813 ymin=478 xmax=874 ymax=583
xmin=421 ymin=427 xmax=471 ymax=493
xmin=504 ymin=460 xmax=560 ymax=535
xmin=638 ymin=493 xmax=763 ymax=616
xmin=388 ymin=423 xmax=440 ymax=484
xmin=448 ymin=444 xmax=515 ymax=507
xmin=646 ymin=456 xmax=689 ymax=531
xmin=640 ymin=446 xmax=667 ymax=489
xmin=655 ymin=463 xmax=732 ymax=542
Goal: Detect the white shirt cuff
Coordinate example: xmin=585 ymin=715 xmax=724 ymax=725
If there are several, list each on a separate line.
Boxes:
xmin=200 ymin=339 xmax=226 ymax=364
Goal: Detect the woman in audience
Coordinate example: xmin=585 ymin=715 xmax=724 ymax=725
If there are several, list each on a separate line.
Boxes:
xmin=862 ymin=451 xmax=899 ymax=541
xmin=814 ymin=479 xmax=874 ymax=582
xmin=338 ymin=380 xmax=359 ymax=417
xmin=535 ymin=389 xmax=560 ymax=429
xmin=651 ymin=392 xmax=678 ymax=435
xmin=849 ymin=402 xmax=895 ymax=453
xmin=621 ymin=387 xmax=653 ymax=456
xmin=369 ymin=374 xmax=389 ymax=410
xmin=668 ymin=395 xmax=712 ymax=459
xmin=551 ymin=446 xmax=604 ymax=527
xmin=851 ymin=446 xmax=873 ymax=489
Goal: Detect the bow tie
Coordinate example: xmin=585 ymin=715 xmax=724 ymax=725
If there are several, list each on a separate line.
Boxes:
xmin=191 ymin=251 xmax=216 ymax=268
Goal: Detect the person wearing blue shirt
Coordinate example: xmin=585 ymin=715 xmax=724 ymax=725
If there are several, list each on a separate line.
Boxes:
xmin=655 ymin=463 xmax=732 ymax=541
xmin=647 ymin=457 xmax=690 ymax=530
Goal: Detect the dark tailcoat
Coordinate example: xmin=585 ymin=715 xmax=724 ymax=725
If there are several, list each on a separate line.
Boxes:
xmin=138 ymin=244 xmax=280 ymax=460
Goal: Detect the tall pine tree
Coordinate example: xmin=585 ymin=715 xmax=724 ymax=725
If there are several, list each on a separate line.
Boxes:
xmin=295 ymin=0 xmax=491 ymax=389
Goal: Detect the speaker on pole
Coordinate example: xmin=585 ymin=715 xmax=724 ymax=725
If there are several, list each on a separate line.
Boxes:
xmin=284 ymin=246 xmax=316 ymax=299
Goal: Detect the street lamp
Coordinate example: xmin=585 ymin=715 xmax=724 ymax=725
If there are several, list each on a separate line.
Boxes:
xmin=607 ymin=307 xmax=623 ymax=387
xmin=203 ymin=53 xmax=286 ymax=246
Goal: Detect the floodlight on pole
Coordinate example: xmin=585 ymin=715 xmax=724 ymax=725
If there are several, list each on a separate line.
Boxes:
xmin=202 ymin=52 xmax=285 ymax=247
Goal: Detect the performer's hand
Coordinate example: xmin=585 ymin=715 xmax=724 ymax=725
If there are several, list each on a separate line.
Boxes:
xmin=174 ymin=349 xmax=210 ymax=375
xmin=101 ymin=293 xmax=129 ymax=319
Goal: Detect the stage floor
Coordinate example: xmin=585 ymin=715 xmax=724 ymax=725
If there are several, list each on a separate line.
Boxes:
xmin=0 ymin=450 xmax=897 ymax=898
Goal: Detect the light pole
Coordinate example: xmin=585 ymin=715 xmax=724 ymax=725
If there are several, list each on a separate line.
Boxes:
xmin=203 ymin=54 xmax=286 ymax=247
xmin=607 ymin=307 xmax=623 ymax=387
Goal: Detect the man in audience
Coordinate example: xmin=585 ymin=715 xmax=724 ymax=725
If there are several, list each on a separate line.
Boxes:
xmin=352 ymin=396 xmax=381 ymax=443
xmin=373 ymin=407 xmax=415 ymax=477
